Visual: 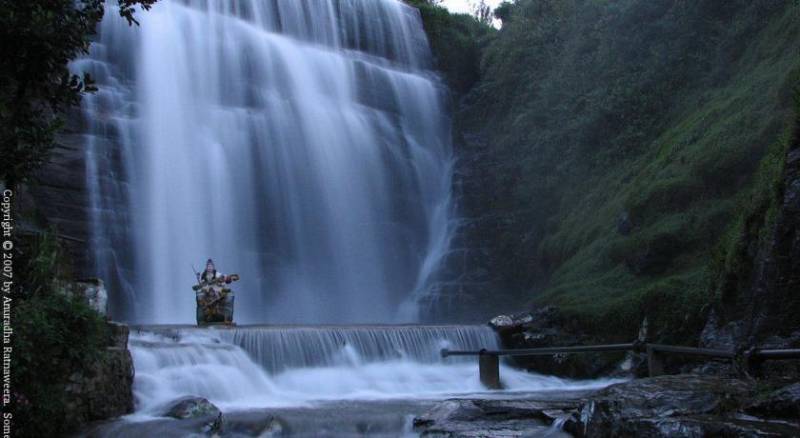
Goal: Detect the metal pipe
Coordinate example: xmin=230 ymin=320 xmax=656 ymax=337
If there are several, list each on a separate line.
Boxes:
xmin=643 ymin=344 xmax=734 ymax=358
xmin=755 ymin=349 xmax=800 ymax=360
xmin=441 ymin=343 xmax=635 ymax=357
xmin=442 ymin=345 xmax=800 ymax=360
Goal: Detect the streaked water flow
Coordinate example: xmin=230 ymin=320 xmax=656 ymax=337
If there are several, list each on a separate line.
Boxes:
xmin=213 ymin=324 xmax=499 ymax=372
xmin=129 ymin=325 xmax=619 ymax=416
xmin=76 ymin=0 xmax=454 ymax=324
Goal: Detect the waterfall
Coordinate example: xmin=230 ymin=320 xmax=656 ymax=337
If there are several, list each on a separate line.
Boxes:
xmin=76 ymin=0 xmax=454 ymax=323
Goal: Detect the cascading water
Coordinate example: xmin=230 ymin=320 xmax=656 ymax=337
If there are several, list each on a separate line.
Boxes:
xmin=128 ymin=326 xmax=619 ymax=416
xmin=74 ymin=4 xmax=623 ymax=435
xmin=203 ymin=324 xmax=500 ymax=373
xmin=77 ymin=0 xmax=454 ymax=324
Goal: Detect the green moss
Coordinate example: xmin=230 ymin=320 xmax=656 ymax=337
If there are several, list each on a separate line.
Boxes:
xmin=447 ymin=0 xmax=800 ymax=341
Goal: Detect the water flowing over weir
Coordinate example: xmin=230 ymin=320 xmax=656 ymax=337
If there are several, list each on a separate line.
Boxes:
xmin=75 ymin=0 xmax=454 ymax=323
xmin=129 ymin=325 xmax=618 ymax=415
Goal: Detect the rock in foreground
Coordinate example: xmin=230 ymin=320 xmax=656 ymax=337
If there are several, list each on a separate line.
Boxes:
xmin=414 ymin=376 xmax=800 ymax=437
xmin=414 ymin=393 xmax=590 ymax=437
xmin=64 ymin=321 xmax=134 ymax=427
xmin=488 ymin=307 xmax=637 ymax=379
xmin=162 ymin=396 xmax=221 ymax=420
xmin=745 ymin=382 xmax=800 ymax=420
xmin=581 ymin=375 xmax=800 ymax=437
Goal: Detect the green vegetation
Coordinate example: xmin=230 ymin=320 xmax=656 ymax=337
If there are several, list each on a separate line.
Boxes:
xmin=710 ymin=87 xmax=800 ymax=337
xmin=413 ymin=0 xmax=800 ymax=341
xmin=405 ymin=0 xmax=494 ymax=94
xmin=10 ymin=230 xmax=112 ymax=437
xmin=0 ymin=0 xmax=155 ymax=187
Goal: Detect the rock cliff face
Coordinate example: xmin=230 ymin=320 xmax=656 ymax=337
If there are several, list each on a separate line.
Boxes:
xmin=64 ymin=322 xmax=134 ymax=425
xmin=742 ymin=141 xmax=800 ymax=345
xmin=21 ymin=104 xmax=135 ymax=319
xmin=23 ymin=123 xmax=93 ymax=274
xmin=60 ymin=282 xmax=135 ymax=427
xmin=701 ymin=112 xmax=800 ymax=375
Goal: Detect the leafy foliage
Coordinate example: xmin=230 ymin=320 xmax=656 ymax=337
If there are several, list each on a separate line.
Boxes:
xmin=10 ymin=230 xmax=111 ymax=437
xmin=406 ymin=0 xmax=494 ymax=94
xmin=452 ymin=0 xmax=800 ymax=340
xmin=0 ymin=0 xmax=154 ymax=187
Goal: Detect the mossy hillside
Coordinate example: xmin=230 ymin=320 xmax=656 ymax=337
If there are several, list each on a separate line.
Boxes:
xmin=428 ymin=0 xmax=800 ymax=340
xmin=534 ymin=5 xmax=800 ymax=341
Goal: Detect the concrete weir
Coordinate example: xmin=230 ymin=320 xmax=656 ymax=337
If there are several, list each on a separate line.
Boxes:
xmin=124 ymin=324 xmax=619 ymax=417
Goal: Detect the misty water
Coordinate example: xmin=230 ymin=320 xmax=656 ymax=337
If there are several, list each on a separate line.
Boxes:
xmin=73 ymin=0 xmax=618 ymax=435
xmin=77 ymin=0 xmax=452 ymax=324
xmin=86 ymin=325 xmax=617 ymax=436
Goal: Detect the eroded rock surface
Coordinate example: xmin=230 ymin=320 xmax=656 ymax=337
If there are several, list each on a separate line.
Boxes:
xmin=64 ymin=321 xmax=134 ymax=426
xmin=414 ymin=393 xmax=590 ymax=437
xmin=745 ymin=382 xmax=800 ymax=420
xmin=414 ymin=376 xmax=800 ymax=437
xmin=579 ymin=375 xmax=800 ymax=437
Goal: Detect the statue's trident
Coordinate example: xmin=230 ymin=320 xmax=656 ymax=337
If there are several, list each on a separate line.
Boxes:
xmin=191 ymin=264 xmax=201 ymax=286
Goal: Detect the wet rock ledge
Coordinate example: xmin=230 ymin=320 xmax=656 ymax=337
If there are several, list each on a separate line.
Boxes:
xmin=488 ymin=307 xmax=647 ymax=379
xmin=62 ymin=280 xmax=135 ymax=428
xmin=414 ymin=375 xmax=800 ymax=437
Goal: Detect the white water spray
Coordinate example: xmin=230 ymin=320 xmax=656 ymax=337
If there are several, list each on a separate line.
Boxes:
xmin=129 ymin=326 xmax=621 ymax=416
xmin=78 ymin=0 xmax=454 ymax=324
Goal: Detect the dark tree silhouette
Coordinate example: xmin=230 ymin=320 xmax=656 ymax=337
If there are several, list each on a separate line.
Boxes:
xmin=0 ymin=0 xmax=156 ymax=188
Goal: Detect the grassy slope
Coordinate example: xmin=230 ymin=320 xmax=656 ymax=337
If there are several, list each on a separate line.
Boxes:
xmin=415 ymin=0 xmax=800 ymax=340
xmin=534 ymin=4 xmax=800 ymax=340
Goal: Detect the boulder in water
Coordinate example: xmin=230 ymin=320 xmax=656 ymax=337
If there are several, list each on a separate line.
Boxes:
xmin=163 ymin=396 xmax=221 ymax=420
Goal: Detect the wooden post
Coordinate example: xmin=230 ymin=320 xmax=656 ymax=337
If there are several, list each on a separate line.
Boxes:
xmin=647 ymin=345 xmax=664 ymax=377
xmin=479 ymin=352 xmax=501 ymax=389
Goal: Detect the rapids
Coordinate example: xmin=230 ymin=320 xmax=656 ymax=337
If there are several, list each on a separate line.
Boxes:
xmin=128 ymin=325 xmax=620 ymax=417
